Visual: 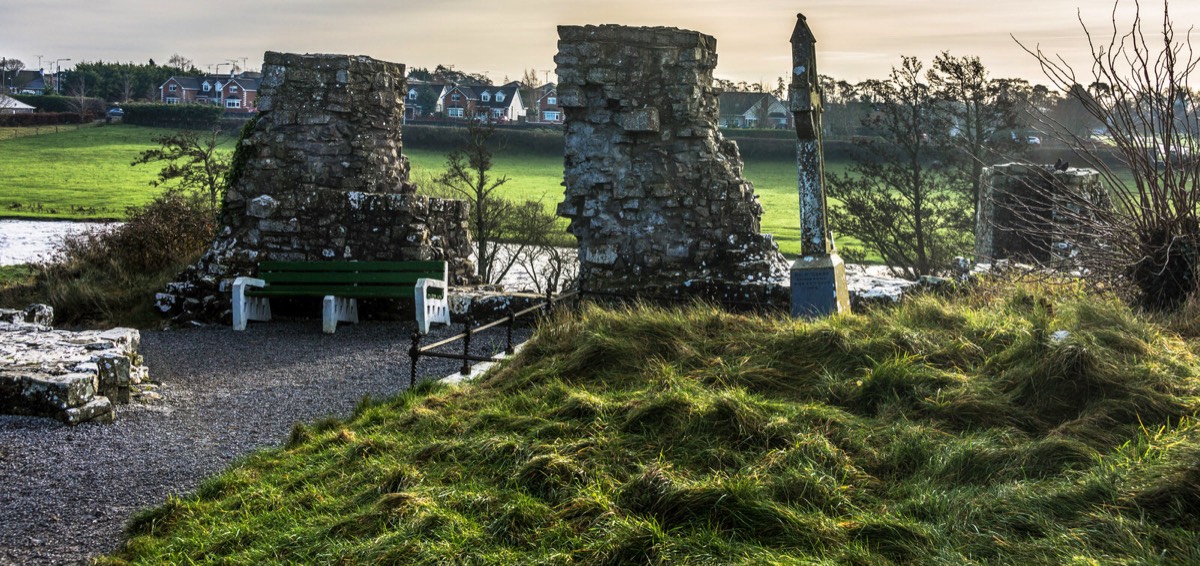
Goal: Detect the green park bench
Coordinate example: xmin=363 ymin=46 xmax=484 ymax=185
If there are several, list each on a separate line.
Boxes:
xmin=231 ymin=260 xmax=450 ymax=334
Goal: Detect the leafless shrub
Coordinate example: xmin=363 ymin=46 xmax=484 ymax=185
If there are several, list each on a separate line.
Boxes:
xmin=1016 ymin=0 xmax=1200 ymax=309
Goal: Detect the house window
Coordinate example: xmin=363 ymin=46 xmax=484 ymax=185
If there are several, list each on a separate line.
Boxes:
xmin=543 ymin=111 xmax=561 ymax=121
xmin=226 ymin=99 xmax=241 ymax=108
xmin=492 ymin=108 xmax=504 ymax=118
xmin=166 ymin=97 xmax=180 ymax=105
xmin=481 ymin=91 xmax=491 ymax=102
xmin=408 ymin=89 xmax=417 ymax=100
xmin=203 ymin=82 xmax=211 ymax=92
xmin=451 ymin=92 xmax=461 ymax=101
xmin=168 ymin=84 xmax=177 ymax=92
xmin=230 ymin=85 xmax=238 ymax=94
xmin=496 ymin=91 xmax=505 ymax=102
xmin=547 ymin=96 xmax=556 ymax=105
xmin=448 ymin=107 xmax=464 ymax=118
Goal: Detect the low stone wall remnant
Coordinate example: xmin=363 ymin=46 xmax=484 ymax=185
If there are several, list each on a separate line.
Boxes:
xmin=555 ymin=25 xmax=789 ymax=302
xmin=976 ymin=163 xmax=1106 ymax=262
xmin=0 ymin=305 xmax=148 ymax=424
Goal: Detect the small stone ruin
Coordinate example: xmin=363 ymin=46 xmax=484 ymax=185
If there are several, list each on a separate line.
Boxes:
xmin=976 ymin=163 xmax=1107 ymax=262
xmin=555 ymin=25 xmax=789 ymax=302
xmin=0 ymin=305 xmax=147 ymax=424
xmin=158 ymin=52 xmax=475 ymax=323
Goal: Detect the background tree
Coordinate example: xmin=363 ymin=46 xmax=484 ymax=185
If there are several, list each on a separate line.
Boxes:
xmin=167 ymin=53 xmax=195 ymax=72
xmin=1 ymin=58 xmax=24 ymax=93
xmin=64 ymin=77 xmax=102 ymax=120
xmin=752 ymin=96 xmax=773 ymax=128
xmin=429 ymin=119 xmax=573 ymax=287
xmin=132 ymin=129 xmax=230 ymax=214
xmin=926 ymin=52 xmax=1030 ymax=215
xmin=1018 ymin=0 xmax=1200 ymax=309
xmin=437 ymin=119 xmax=513 ymax=284
xmin=829 ymin=57 xmax=972 ymax=278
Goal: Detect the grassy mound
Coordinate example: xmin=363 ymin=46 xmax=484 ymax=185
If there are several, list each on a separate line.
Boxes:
xmin=105 ymin=284 xmax=1200 ymax=563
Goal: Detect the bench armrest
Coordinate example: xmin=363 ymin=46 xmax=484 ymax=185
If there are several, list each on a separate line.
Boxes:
xmin=233 ymin=277 xmax=266 ymax=290
xmin=232 ymin=277 xmax=269 ymax=331
xmin=415 ymin=277 xmax=450 ymax=334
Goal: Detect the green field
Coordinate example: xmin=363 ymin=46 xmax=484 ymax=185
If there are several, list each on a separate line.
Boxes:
xmin=405 ymin=149 xmax=821 ymax=255
xmin=1 ymin=124 xmax=845 ymax=255
xmin=0 ymin=125 xmax=237 ymax=219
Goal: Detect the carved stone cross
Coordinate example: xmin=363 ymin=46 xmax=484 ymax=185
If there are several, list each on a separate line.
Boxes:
xmin=789 ymin=14 xmax=850 ymax=316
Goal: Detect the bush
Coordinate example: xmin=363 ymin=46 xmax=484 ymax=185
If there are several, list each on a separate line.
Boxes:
xmin=0 ymin=191 xmax=216 ymax=327
xmin=122 ymin=103 xmax=225 ymax=129
xmin=0 ymin=112 xmax=82 ymax=127
xmin=11 ymin=94 xmax=105 ymax=113
xmin=405 ymin=124 xmax=564 ymax=154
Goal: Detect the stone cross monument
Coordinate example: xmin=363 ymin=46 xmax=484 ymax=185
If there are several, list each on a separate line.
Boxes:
xmin=789 ymin=14 xmax=850 ymax=316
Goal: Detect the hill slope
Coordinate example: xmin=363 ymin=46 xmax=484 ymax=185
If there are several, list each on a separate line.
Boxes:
xmin=107 ymin=285 xmax=1200 ymax=564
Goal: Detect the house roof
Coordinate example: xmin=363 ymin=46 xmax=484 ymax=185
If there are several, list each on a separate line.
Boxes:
xmin=12 ymin=70 xmax=46 ymax=90
xmin=718 ymin=92 xmax=776 ymax=117
xmin=163 ymin=73 xmax=261 ymax=92
xmin=0 ymin=95 xmax=35 ymax=110
xmin=448 ymin=84 xmax=523 ymax=110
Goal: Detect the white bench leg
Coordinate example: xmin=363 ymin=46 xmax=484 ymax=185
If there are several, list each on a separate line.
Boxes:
xmin=415 ymin=277 xmax=450 ymax=334
xmin=323 ymin=296 xmax=359 ymax=334
xmin=232 ymin=277 xmax=270 ymax=331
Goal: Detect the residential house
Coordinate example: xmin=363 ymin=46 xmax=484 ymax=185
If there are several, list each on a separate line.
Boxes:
xmin=718 ymin=92 xmax=789 ymax=129
xmin=9 ymin=70 xmax=48 ymax=95
xmin=440 ymin=82 xmax=526 ymax=122
xmin=159 ymin=72 xmax=261 ymax=113
xmin=0 ymin=94 xmax=35 ymax=114
xmin=405 ymin=79 xmax=447 ymax=120
xmin=528 ymin=83 xmax=563 ymax=125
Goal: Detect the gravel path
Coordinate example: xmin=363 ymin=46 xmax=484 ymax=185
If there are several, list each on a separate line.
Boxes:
xmin=0 ymin=319 xmax=526 ymax=565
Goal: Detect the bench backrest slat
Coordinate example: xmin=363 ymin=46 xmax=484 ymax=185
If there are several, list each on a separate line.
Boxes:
xmin=259 ymin=272 xmax=432 ymax=285
xmin=258 ymin=260 xmax=446 ymax=273
xmin=248 ymin=286 xmax=418 ymax=298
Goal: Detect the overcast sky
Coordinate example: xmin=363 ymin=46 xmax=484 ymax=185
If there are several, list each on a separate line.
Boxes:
xmin=3 ymin=1 xmax=1198 ymax=85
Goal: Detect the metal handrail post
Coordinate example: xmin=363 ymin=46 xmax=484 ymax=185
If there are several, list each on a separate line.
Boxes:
xmin=460 ymin=318 xmax=473 ymax=376
xmin=409 ymin=331 xmax=421 ymax=389
xmin=505 ymin=308 xmax=515 ymax=355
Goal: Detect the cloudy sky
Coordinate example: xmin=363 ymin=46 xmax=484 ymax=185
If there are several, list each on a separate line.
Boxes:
xmin=3 ymin=1 xmax=1197 ymax=85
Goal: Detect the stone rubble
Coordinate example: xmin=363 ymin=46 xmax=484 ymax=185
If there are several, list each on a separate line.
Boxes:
xmin=0 ymin=305 xmax=149 ymax=424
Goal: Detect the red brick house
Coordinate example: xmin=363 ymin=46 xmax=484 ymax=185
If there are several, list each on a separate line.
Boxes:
xmin=528 ymin=83 xmax=563 ymax=125
xmin=159 ymin=73 xmax=261 ymax=113
xmin=440 ymin=82 xmax=526 ymax=122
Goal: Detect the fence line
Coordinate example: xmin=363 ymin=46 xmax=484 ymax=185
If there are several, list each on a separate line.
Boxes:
xmin=407 ymin=289 xmax=576 ymax=386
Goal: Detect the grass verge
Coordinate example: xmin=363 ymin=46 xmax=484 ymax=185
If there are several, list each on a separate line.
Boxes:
xmin=103 ymin=282 xmax=1200 ymax=563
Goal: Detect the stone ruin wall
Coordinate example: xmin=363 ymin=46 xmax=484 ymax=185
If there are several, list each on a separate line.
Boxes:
xmin=158 ymin=52 xmax=474 ymax=323
xmin=0 ymin=305 xmax=147 ymax=424
xmin=555 ymin=25 xmax=789 ymax=299
xmin=976 ymin=163 xmax=1105 ymax=262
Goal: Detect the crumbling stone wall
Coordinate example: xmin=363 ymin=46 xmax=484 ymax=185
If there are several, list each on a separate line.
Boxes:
xmin=555 ymin=25 xmax=788 ymax=299
xmin=976 ymin=163 xmax=1106 ymax=261
xmin=1 ymin=305 xmax=146 ymax=424
xmin=158 ymin=52 xmax=473 ymax=323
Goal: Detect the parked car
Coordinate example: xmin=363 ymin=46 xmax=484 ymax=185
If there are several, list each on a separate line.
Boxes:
xmin=107 ymin=107 xmax=124 ymax=118
xmin=1026 ymin=135 xmax=1042 ymax=145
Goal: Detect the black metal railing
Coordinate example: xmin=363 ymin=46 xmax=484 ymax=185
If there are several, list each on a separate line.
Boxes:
xmin=408 ymin=289 xmax=577 ymax=386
